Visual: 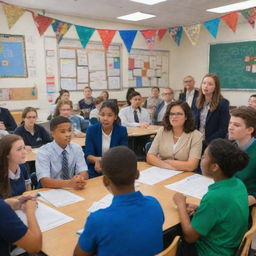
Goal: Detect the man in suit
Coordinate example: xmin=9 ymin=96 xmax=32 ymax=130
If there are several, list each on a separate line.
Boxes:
xmin=179 ymin=75 xmax=199 ymax=117
xmin=153 ymin=88 xmax=174 ymax=125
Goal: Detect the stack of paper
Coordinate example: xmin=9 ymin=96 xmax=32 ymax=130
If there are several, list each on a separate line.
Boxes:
xmin=87 ymin=194 xmax=113 ymax=213
xmin=165 ymin=174 xmax=214 ymax=199
xmin=138 ymin=166 xmax=182 ymax=185
xmin=38 ymin=189 xmax=84 ymax=207
xmin=16 ymin=202 xmax=74 ymax=232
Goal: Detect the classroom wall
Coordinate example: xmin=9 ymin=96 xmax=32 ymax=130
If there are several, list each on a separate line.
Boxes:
xmin=0 ymin=7 xmax=255 ymax=119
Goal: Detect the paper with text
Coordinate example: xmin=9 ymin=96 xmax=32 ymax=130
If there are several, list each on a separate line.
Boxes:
xmin=87 ymin=194 xmax=113 ymax=213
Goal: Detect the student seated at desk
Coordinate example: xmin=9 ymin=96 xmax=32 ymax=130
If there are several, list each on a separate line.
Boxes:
xmin=54 ymin=99 xmax=89 ymax=138
xmin=248 ymin=94 xmax=256 ymax=109
xmin=119 ymin=91 xmax=151 ymax=128
xmin=89 ymin=96 xmax=104 ymax=124
xmin=173 ymin=139 xmax=249 ymax=256
xmin=0 ymin=134 xmax=31 ymax=196
xmin=49 ymin=89 xmax=70 ymax=117
xmin=85 ymin=101 xmax=128 ymax=178
xmin=36 ymin=116 xmax=88 ymax=189
xmin=14 ymin=107 xmax=52 ymax=150
xmin=78 ymin=86 xmax=95 ymax=120
xmin=228 ymin=106 xmax=256 ymax=205
xmin=74 ymin=146 xmax=164 ymax=256
xmin=0 ymin=107 xmax=17 ymax=133
xmin=147 ymin=101 xmax=202 ymax=171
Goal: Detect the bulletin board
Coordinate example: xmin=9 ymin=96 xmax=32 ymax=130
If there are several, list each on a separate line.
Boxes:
xmin=56 ymin=39 xmax=122 ymax=91
xmin=209 ymin=41 xmax=256 ymax=90
xmin=0 ymin=87 xmax=37 ymax=101
xmin=127 ymin=49 xmax=169 ymax=88
xmin=0 ymin=34 xmax=28 ymax=78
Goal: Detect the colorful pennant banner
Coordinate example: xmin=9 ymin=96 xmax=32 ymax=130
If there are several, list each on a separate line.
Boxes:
xmin=119 ymin=30 xmax=137 ymax=53
xmin=183 ymin=24 xmax=201 ymax=46
xmin=168 ymin=26 xmax=183 ymax=46
xmin=75 ymin=25 xmax=95 ymax=48
xmin=33 ymin=14 xmax=52 ymax=36
xmin=158 ymin=28 xmax=167 ymax=41
xmin=97 ymin=29 xmax=116 ymax=51
xmin=240 ymin=8 xmax=256 ymax=28
xmin=2 ymin=4 xmax=25 ymax=29
xmin=222 ymin=12 xmax=239 ymax=32
xmin=140 ymin=29 xmax=157 ymax=50
xmin=204 ymin=18 xmax=220 ymax=39
xmin=51 ymin=19 xmax=72 ymax=43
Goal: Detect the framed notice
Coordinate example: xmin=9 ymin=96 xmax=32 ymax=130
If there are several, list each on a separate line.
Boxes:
xmin=0 ymin=34 xmax=28 ymax=77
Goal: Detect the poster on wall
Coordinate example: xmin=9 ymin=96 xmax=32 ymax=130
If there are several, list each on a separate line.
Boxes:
xmin=0 ymin=34 xmax=28 ymax=77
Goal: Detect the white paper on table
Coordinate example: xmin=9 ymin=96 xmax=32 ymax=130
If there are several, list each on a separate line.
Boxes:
xmin=38 ymin=189 xmax=84 ymax=207
xmin=165 ymin=174 xmax=214 ymax=199
xmin=15 ymin=202 xmax=74 ymax=232
xmin=138 ymin=166 xmax=182 ymax=185
xmin=87 ymin=194 xmax=113 ymax=213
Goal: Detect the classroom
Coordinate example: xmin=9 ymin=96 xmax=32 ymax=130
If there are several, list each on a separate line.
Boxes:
xmin=1 ymin=0 xmax=256 ymax=256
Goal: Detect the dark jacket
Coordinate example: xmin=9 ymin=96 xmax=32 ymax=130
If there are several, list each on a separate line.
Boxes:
xmin=0 ymin=107 xmax=17 ymax=132
xmin=179 ymin=89 xmax=199 ymax=117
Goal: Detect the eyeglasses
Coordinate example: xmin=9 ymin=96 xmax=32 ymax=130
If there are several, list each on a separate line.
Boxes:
xmin=60 ymin=108 xmax=71 ymax=111
xmin=25 ymin=116 xmax=37 ymax=119
xmin=184 ymin=80 xmax=193 ymax=83
xmin=162 ymin=92 xmax=174 ymax=96
xmin=169 ymin=112 xmax=184 ymax=117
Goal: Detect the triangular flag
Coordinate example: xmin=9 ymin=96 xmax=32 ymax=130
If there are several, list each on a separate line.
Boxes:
xmin=51 ymin=19 xmax=72 ymax=43
xmin=158 ymin=29 xmax=167 ymax=41
xmin=33 ymin=14 xmax=52 ymax=36
xmin=75 ymin=25 xmax=95 ymax=48
xmin=240 ymin=8 xmax=256 ymax=28
xmin=168 ymin=26 xmax=183 ymax=46
xmin=140 ymin=29 xmax=157 ymax=50
xmin=97 ymin=29 xmax=116 ymax=50
xmin=204 ymin=18 xmax=220 ymax=38
xmin=2 ymin=4 xmax=25 ymax=29
xmin=119 ymin=30 xmax=137 ymax=53
xmin=183 ymin=24 xmax=201 ymax=46
xmin=222 ymin=12 xmax=239 ymax=32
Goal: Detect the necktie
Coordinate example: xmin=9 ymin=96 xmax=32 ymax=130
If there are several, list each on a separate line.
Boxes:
xmin=61 ymin=150 xmax=69 ymax=180
xmin=134 ymin=110 xmax=139 ymax=123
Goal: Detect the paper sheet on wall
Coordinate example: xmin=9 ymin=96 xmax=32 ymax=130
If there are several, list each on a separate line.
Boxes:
xmin=77 ymin=49 xmax=88 ymax=65
xmin=77 ymin=66 xmax=88 ymax=83
xmin=88 ymin=51 xmax=105 ymax=71
xmin=165 ymin=174 xmax=214 ymax=199
xmin=15 ymin=202 xmax=74 ymax=232
xmin=61 ymin=78 xmax=77 ymax=90
xmin=133 ymin=69 xmax=142 ymax=76
xmin=162 ymin=56 xmax=168 ymax=73
xmin=134 ymin=59 xmax=143 ymax=68
xmin=129 ymin=80 xmax=136 ymax=87
xmin=149 ymin=56 xmax=157 ymax=68
xmin=108 ymin=77 xmax=120 ymax=89
xmin=147 ymin=69 xmax=155 ymax=77
xmin=138 ymin=166 xmax=182 ymax=185
xmin=142 ymin=77 xmax=150 ymax=87
xmin=60 ymin=59 xmax=76 ymax=77
xmin=128 ymin=70 xmax=133 ymax=80
xmin=151 ymin=77 xmax=157 ymax=87
xmin=87 ymin=194 xmax=113 ymax=213
xmin=46 ymin=56 xmax=56 ymax=76
xmin=90 ymin=71 xmax=106 ymax=81
xmin=38 ymin=189 xmax=84 ymax=207
xmin=90 ymin=80 xmax=107 ymax=90
xmin=59 ymin=49 xmax=76 ymax=58
xmin=77 ymin=83 xmax=88 ymax=90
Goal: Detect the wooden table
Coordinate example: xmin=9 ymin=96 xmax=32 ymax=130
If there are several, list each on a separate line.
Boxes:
xmin=127 ymin=125 xmax=161 ymax=137
xmin=32 ymin=162 xmax=198 ymax=256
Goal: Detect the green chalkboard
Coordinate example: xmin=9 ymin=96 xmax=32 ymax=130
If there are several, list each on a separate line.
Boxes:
xmin=209 ymin=41 xmax=256 ymax=89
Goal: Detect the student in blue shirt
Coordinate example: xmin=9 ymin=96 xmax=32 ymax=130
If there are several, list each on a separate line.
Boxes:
xmin=0 ymin=134 xmax=31 ymax=196
xmin=36 ymin=116 xmax=88 ymax=189
xmin=173 ymin=139 xmax=249 ymax=256
xmin=74 ymin=146 xmax=164 ymax=256
xmin=85 ymin=100 xmax=128 ymax=178
xmin=14 ymin=107 xmax=52 ymax=150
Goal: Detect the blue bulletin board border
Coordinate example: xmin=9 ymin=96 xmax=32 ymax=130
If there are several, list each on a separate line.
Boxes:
xmin=0 ymin=34 xmax=28 ymax=78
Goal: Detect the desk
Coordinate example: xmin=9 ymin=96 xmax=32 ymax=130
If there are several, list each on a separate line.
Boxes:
xmin=33 ymin=162 xmax=198 ymax=256
xmin=127 ymin=125 xmax=161 ymax=137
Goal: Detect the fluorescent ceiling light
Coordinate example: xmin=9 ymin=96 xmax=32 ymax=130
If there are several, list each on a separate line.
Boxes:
xmin=117 ymin=12 xmax=156 ymax=21
xmin=207 ymin=0 xmax=256 ymax=13
xmin=130 ymin=0 xmax=167 ymax=5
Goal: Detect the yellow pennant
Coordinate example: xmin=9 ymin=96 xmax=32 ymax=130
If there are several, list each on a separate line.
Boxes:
xmin=3 ymin=4 xmax=25 ymax=29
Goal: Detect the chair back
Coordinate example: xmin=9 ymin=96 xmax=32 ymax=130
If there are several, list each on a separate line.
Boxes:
xmin=156 ymin=236 xmax=180 ymax=256
xmin=237 ymin=207 xmax=256 ymax=256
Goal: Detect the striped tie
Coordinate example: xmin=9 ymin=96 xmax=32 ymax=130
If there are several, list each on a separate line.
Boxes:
xmin=61 ymin=150 xmax=69 ymax=180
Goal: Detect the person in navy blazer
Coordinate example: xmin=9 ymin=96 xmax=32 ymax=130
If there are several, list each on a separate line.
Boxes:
xmin=0 ymin=107 xmax=17 ymax=132
xmin=85 ymin=101 xmax=128 ymax=178
xmin=194 ymin=74 xmax=230 ymax=150
xmin=179 ymin=76 xmax=199 ymax=118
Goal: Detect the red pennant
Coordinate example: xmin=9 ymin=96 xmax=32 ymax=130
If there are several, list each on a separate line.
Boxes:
xmin=97 ymin=29 xmax=116 ymax=50
xmin=140 ymin=29 xmax=157 ymax=50
xmin=158 ymin=29 xmax=167 ymax=41
xmin=33 ymin=14 xmax=52 ymax=36
xmin=222 ymin=12 xmax=239 ymax=32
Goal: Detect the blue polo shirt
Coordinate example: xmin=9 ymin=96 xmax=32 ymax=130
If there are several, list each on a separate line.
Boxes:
xmin=0 ymin=198 xmax=28 ymax=256
xmin=78 ymin=191 xmax=164 ymax=256
xmin=14 ymin=124 xmax=52 ymax=148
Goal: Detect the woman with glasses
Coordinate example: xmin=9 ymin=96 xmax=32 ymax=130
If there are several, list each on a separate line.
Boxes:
xmin=147 ymin=100 xmax=202 ymax=171
xmin=14 ymin=107 xmax=52 ymax=150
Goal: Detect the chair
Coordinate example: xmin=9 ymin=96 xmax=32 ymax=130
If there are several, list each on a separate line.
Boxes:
xmin=236 ymin=207 xmax=256 ymax=256
xmin=156 ymin=236 xmax=181 ymax=256
xmin=145 ymin=141 xmax=152 ymax=154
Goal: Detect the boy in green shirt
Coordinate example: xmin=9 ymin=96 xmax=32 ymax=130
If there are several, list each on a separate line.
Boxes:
xmin=173 ymin=139 xmax=249 ymax=256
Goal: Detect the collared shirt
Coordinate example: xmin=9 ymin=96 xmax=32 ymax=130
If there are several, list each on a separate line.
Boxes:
xmin=186 ymin=89 xmax=195 ymax=107
xmin=36 ymin=140 xmax=88 ymax=181
xmin=239 ymin=137 xmax=255 ymax=151
xmin=199 ymin=102 xmax=210 ymax=139
xmin=119 ymin=106 xmax=151 ymax=127
xmin=102 ymin=130 xmax=112 ymax=155
xmin=157 ymin=101 xmax=169 ymax=122
xmin=78 ymin=191 xmax=164 ymax=256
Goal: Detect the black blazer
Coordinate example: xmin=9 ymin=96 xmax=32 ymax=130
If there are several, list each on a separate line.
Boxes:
xmin=179 ymin=89 xmax=199 ymax=117
xmin=0 ymin=107 xmax=17 ymax=132
xmin=194 ymin=98 xmax=230 ymax=146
